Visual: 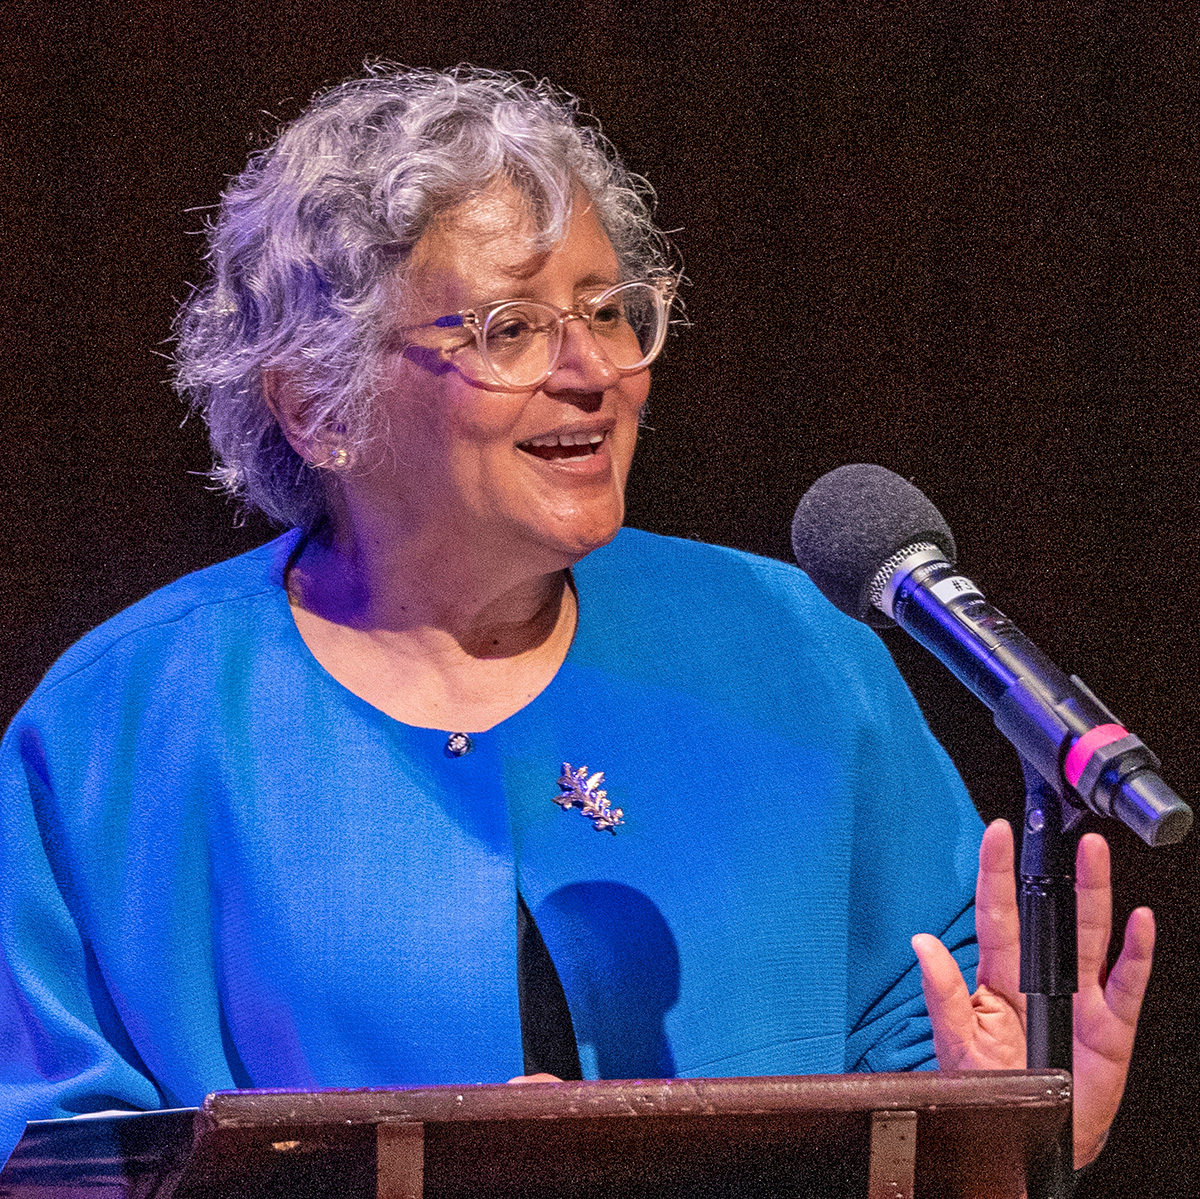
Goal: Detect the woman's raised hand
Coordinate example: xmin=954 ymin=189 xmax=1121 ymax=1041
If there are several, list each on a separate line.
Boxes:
xmin=911 ymin=819 xmax=1156 ymax=1168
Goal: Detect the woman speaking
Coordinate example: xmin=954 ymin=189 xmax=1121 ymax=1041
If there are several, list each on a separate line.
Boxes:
xmin=0 ymin=65 xmax=1151 ymax=1171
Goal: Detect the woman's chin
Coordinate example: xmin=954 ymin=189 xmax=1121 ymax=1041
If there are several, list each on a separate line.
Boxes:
xmin=523 ymin=504 xmax=626 ymax=567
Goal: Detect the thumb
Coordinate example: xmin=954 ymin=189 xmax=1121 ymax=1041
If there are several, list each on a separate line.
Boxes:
xmin=912 ymin=933 xmax=974 ymax=1068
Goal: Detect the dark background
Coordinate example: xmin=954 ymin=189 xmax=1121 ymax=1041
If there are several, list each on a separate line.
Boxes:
xmin=2 ymin=3 xmax=1197 ymax=1192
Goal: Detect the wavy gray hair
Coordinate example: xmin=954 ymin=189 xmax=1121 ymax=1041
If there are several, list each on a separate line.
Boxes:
xmin=173 ymin=64 xmax=673 ymax=529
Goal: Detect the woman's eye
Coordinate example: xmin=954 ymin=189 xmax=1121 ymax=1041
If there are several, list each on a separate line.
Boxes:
xmin=487 ymin=317 xmax=534 ymax=344
xmin=591 ymin=303 xmax=625 ymax=327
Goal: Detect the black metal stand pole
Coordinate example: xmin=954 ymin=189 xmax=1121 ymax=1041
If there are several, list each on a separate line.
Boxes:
xmin=1019 ymin=756 xmax=1083 ymax=1199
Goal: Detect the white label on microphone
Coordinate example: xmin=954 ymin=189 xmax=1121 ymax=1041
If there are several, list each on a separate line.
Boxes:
xmin=928 ymin=575 xmax=984 ymax=604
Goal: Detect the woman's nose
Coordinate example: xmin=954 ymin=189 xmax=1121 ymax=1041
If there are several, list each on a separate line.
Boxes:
xmin=544 ymin=317 xmax=622 ymax=392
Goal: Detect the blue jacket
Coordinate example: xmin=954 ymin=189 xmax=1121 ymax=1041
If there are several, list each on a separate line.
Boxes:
xmin=0 ymin=528 xmax=982 ymax=1164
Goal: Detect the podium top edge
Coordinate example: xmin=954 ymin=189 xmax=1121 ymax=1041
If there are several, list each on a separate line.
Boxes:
xmin=201 ymin=1069 xmax=1071 ymax=1129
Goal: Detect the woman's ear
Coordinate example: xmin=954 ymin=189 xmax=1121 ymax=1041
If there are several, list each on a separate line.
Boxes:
xmin=261 ymin=368 xmax=314 ymax=460
xmin=262 ymin=370 xmax=355 ymax=470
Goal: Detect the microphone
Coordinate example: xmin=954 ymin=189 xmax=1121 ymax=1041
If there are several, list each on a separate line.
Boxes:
xmin=790 ymin=464 xmax=1192 ymax=847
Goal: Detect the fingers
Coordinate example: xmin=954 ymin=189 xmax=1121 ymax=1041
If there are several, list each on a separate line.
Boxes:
xmin=506 ymin=1073 xmax=562 ymax=1084
xmin=1075 ymin=832 xmax=1114 ymax=989
xmin=974 ymin=820 xmax=1021 ymax=999
xmin=1103 ymin=906 xmax=1155 ymax=1027
xmin=1072 ymin=907 xmax=1156 ymax=1169
xmin=1074 ymin=906 xmax=1156 ymax=1072
xmin=915 ymin=818 xmax=1023 ymax=1068
xmin=1075 ymin=834 xmax=1156 ymax=1023
xmin=1069 ymin=834 xmax=1155 ymax=1169
xmin=913 ymin=931 xmax=1027 ymax=1070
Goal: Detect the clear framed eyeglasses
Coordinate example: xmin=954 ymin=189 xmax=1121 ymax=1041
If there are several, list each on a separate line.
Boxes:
xmin=401 ymin=278 xmax=675 ymax=389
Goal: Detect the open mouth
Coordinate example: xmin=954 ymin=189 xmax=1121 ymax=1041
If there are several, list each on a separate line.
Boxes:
xmin=517 ymin=431 xmax=606 ymax=461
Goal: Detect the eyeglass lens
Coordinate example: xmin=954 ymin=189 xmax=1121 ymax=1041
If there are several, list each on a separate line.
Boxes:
xmin=477 ymin=282 xmax=665 ymax=387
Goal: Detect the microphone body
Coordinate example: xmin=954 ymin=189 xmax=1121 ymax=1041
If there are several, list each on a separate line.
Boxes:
xmin=791 ymin=465 xmax=1192 ymax=847
xmin=879 ymin=543 xmax=1189 ymax=846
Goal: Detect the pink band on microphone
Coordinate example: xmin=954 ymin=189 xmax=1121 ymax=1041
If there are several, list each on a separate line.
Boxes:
xmin=1063 ymin=723 xmax=1129 ymax=787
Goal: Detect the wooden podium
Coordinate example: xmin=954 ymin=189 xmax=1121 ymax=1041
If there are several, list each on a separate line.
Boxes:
xmin=0 ymin=1070 xmax=1070 ymax=1199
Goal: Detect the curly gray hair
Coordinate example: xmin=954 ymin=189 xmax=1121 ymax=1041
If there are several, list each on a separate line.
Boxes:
xmin=173 ymin=64 xmax=673 ymax=529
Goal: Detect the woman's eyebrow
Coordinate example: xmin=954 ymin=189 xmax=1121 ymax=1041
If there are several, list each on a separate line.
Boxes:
xmin=574 ymin=272 xmax=620 ymax=291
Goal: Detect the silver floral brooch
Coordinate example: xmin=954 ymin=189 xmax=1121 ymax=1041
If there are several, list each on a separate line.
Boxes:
xmin=554 ymin=763 xmax=624 ymax=834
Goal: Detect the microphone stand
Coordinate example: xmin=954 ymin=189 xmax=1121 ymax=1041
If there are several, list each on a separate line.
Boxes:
xmin=1018 ymin=756 xmax=1085 ymax=1199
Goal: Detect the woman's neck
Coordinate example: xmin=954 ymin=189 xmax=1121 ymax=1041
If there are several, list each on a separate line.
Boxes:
xmin=283 ymin=528 xmax=579 ymax=732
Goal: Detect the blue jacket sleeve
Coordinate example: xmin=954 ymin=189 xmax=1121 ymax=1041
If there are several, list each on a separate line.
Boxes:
xmin=839 ymin=639 xmax=983 ymax=1073
xmin=0 ymin=714 xmax=162 ymax=1169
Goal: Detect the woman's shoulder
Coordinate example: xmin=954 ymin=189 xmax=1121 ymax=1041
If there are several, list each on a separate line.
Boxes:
xmin=572 ymin=526 xmax=897 ymax=701
xmin=28 ymin=530 xmax=301 ymax=700
xmin=580 ymin=525 xmax=803 ymax=586
xmin=579 ymin=526 xmax=877 ymax=642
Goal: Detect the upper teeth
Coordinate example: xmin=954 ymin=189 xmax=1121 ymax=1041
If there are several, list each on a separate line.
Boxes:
xmin=523 ymin=432 xmax=605 ymax=447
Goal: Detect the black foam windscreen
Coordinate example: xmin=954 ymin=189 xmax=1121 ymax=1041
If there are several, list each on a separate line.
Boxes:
xmin=790 ymin=464 xmax=957 ymax=627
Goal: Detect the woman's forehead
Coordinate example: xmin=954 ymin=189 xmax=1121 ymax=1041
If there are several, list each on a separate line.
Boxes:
xmin=403 ymin=184 xmax=618 ymax=311
xmin=412 ymin=191 xmax=546 ymax=283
